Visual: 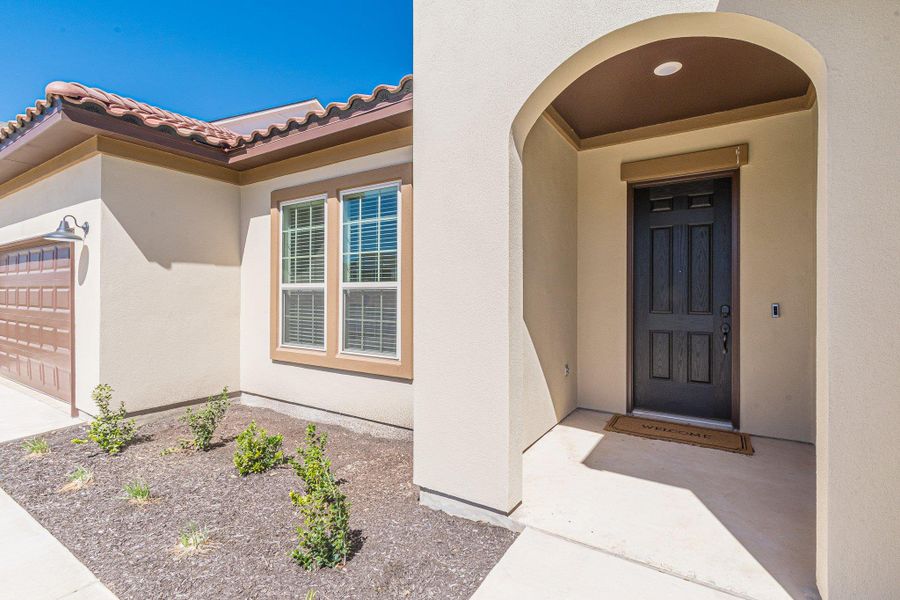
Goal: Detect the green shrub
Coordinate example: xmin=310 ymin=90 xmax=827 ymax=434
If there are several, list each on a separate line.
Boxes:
xmin=72 ymin=384 xmax=137 ymax=454
xmin=289 ymin=424 xmax=351 ymax=570
xmin=180 ymin=387 xmax=230 ymax=451
xmin=233 ymin=421 xmax=285 ymax=476
xmin=21 ymin=437 xmax=50 ymax=455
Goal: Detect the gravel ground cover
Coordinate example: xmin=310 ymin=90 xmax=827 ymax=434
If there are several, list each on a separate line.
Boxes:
xmin=0 ymin=404 xmax=516 ymax=599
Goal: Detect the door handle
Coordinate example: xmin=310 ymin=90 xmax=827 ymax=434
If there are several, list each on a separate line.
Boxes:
xmin=721 ymin=323 xmax=731 ymax=354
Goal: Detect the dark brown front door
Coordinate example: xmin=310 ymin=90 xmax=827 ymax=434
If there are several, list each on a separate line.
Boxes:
xmin=0 ymin=241 xmax=74 ymax=407
xmin=632 ymin=176 xmax=733 ymax=421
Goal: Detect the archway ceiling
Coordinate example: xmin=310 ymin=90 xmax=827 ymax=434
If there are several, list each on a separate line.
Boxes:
xmin=552 ymin=37 xmax=811 ymax=139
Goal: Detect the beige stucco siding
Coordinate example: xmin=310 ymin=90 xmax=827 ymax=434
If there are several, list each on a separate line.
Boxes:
xmin=522 ymin=116 xmax=578 ymax=449
xmin=99 ymin=156 xmax=241 ymax=412
xmin=239 ymin=146 xmax=413 ymax=428
xmin=577 ymin=108 xmax=817 ymax=443
xmin=415 ymin=4 xmax=899 ymax=597
xmin=0 ymin=156 xmax=102 ymax=414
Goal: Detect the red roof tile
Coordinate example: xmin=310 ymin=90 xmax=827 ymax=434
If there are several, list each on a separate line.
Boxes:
xmin=1 ymin=75 xmax=413 ymax=151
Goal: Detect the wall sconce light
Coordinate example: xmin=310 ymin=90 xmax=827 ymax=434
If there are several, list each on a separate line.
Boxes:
xmin=43 ymin=215 xmax=90 ymax=242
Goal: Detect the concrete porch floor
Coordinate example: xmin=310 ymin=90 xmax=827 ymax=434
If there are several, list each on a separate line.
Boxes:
xmin=508 ymin=409 xmax=818 ymax=600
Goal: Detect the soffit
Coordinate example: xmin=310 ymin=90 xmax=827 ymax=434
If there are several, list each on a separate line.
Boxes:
xmin=552 ymin=37 xmax=811 ymax=139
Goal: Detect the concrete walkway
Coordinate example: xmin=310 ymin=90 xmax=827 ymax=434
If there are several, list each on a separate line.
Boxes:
xmin=472 ymin=528 xmax=739 ymax=599
xmin=0 ymin=489 xmax=117 ymax=599
xmin=0 ymin=382 xmax=77 ymax=443
xmin=0 ymin=382 xmax=117 ymax=600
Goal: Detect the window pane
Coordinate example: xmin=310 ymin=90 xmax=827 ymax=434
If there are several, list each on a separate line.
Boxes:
xmin=283 ymin=289 xmax=325 ymax=349
xmin=380 ymin=190 xmax=397 ymax=218
xmin=380 ymin=218 xmax=397 ymax=251
xmin=379 ymin=251 xmax=398 ymax=281
xmin=342 ymin=185 xmax=399 ymax=283
xmin=360 ymin=253 xmax=380 ymax=281
xmin=282 ymin=199 xmax=325 ymax=284
xmin=342 ymin=289 xmax=397 ymax=356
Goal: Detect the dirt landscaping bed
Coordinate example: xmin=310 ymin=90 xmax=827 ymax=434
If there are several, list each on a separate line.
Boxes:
xmin=0 ymin=403 xmax=516 ymax=599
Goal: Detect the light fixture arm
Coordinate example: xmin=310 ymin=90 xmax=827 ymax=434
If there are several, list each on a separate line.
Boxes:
xmin=63 ymin=215 xmax=89 ymax=236
xmin=43 ymin=215 xmax=90 ymax=242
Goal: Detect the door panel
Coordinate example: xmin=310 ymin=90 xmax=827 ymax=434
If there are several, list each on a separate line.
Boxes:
xmin=633 ymin=177 xmax=733 ymax=420
xmin=0 ymin=242 xmax=74 ymax=405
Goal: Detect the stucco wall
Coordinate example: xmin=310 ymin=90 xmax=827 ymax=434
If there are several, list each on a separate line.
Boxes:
xmin=239 ymin=146 xmax=413 ymax=428
xmin=415 ymin=3 xmax=899 ymax=597
xmin=522 ymin=116 xmax=578 ymax=449
xmin=0 ymin=156 xmax=102 ymax=414
xmin=577 ymin=108 xmax=817 ymax=443
xmin=99 ymin=156 xmax=241 ymax=412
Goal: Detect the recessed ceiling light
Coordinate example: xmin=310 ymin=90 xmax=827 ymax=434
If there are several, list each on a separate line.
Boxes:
xmin=653 ymin=61 xmax=683 ymax=77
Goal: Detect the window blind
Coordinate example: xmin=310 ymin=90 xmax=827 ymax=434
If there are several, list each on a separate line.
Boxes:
xmin=343 ymin=288 xmax=398 ymax=355
xmin=282 ymin=289 xmax=325 ymax=347
xmin=341 ymin=185 xmax=399 ymax=357
xmin=283 ymin=200 xmax=325 ymax=284
xmin=281 ymin=198 xmax=326 ymax=349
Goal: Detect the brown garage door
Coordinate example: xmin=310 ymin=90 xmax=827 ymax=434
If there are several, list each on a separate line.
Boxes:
xmin=0 ymin=240 xmax=74 ymax=408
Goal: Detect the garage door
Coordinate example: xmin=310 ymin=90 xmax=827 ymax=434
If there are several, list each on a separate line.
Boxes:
xmin=0 ymin=240 xmax=74 ymax=407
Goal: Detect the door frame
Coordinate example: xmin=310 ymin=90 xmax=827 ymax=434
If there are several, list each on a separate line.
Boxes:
xmin=0 ymin=234 xmax=78 ymax=417
xmin=626 ymin=169 xmax=741 ymax=429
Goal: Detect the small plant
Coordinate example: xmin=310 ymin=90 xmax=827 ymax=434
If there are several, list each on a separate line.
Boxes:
xmin=233 ymin=421 xmax=286 ymax=476
xmin=305 ymin=592 xmax=317 ymax=600
xmin=71 ymin=384 xmax=137 ymax=454
xmin=174 ymin=522 xmax=211 ymax=556
xmin=61 ymin=466 xmax=93 ymax=492
xmin=290 ymin=424 xmax=351 ymax=570
xmin=180 ymin=387 xmax=230 ymax=451
xmin=122 ymin=479 xmax=151 ymax=503
xmin=21 ymin=437 xmax=50 ymax=456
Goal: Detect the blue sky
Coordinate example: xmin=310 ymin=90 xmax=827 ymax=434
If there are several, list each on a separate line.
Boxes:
xmin=0 ymin=0 xmax=412 ymax=123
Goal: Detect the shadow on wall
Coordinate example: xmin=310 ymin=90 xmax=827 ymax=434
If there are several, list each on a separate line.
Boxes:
xmin=0 ymin=179 xmax=99 ymax=247
xmin=101 ymin=161 xmax=241 ymax=269
xmin=522 ymin=324 xmax=575 ymax=449
xmin=78 ymin=245 xmax=90 ymax=285
xmin=238 ymin=184 xmax=268 ymax=264
xmin=521 ymin=115 xmax=578 ymax=449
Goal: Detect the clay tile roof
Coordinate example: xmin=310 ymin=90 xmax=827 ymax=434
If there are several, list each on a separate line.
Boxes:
xmin=231 ymin=74 xmax=413 ymax=148
xmin=0 ymin=96 xmax=56 ymax=143
xmin=0 ymin=75 xmax=413 ymax=151
xmin=46 ymin=81 xmax=242 ymax=147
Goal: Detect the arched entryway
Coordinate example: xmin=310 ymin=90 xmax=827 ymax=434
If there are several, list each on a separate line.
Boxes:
xmin=509 ymin=12 xmax=825 ymax=599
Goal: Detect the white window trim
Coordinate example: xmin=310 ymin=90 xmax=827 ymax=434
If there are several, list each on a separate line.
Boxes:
xmin=279 ymin=194 xmax=327 ymax=351
xmin=338 ymin=180 xmax=402 ymax=360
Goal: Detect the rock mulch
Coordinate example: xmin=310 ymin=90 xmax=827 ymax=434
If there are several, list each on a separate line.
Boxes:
xmin=0 ymin=404 xmax=516 ymax=599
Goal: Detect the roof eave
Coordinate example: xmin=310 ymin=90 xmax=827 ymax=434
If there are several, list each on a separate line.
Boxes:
xmin=59 ymin=102 xmax=230 ymax=165
xmin=0 ymin=95 xmax=413 ymax=187
xmin=224 ymin=95 xmax=413 ymax=170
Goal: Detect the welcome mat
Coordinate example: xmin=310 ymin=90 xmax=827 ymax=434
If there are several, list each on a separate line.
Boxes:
xmin=604 ymin=414 xmax=754 ymax=455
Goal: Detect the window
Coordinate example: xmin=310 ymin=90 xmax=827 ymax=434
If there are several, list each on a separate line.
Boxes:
xmin=340 ymin=183 xmax=400 ymax=357
xmin=269 ymin=163 xmax=412 ymax=379
xmin=280 ymin=196 xmax=326 ymax=349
